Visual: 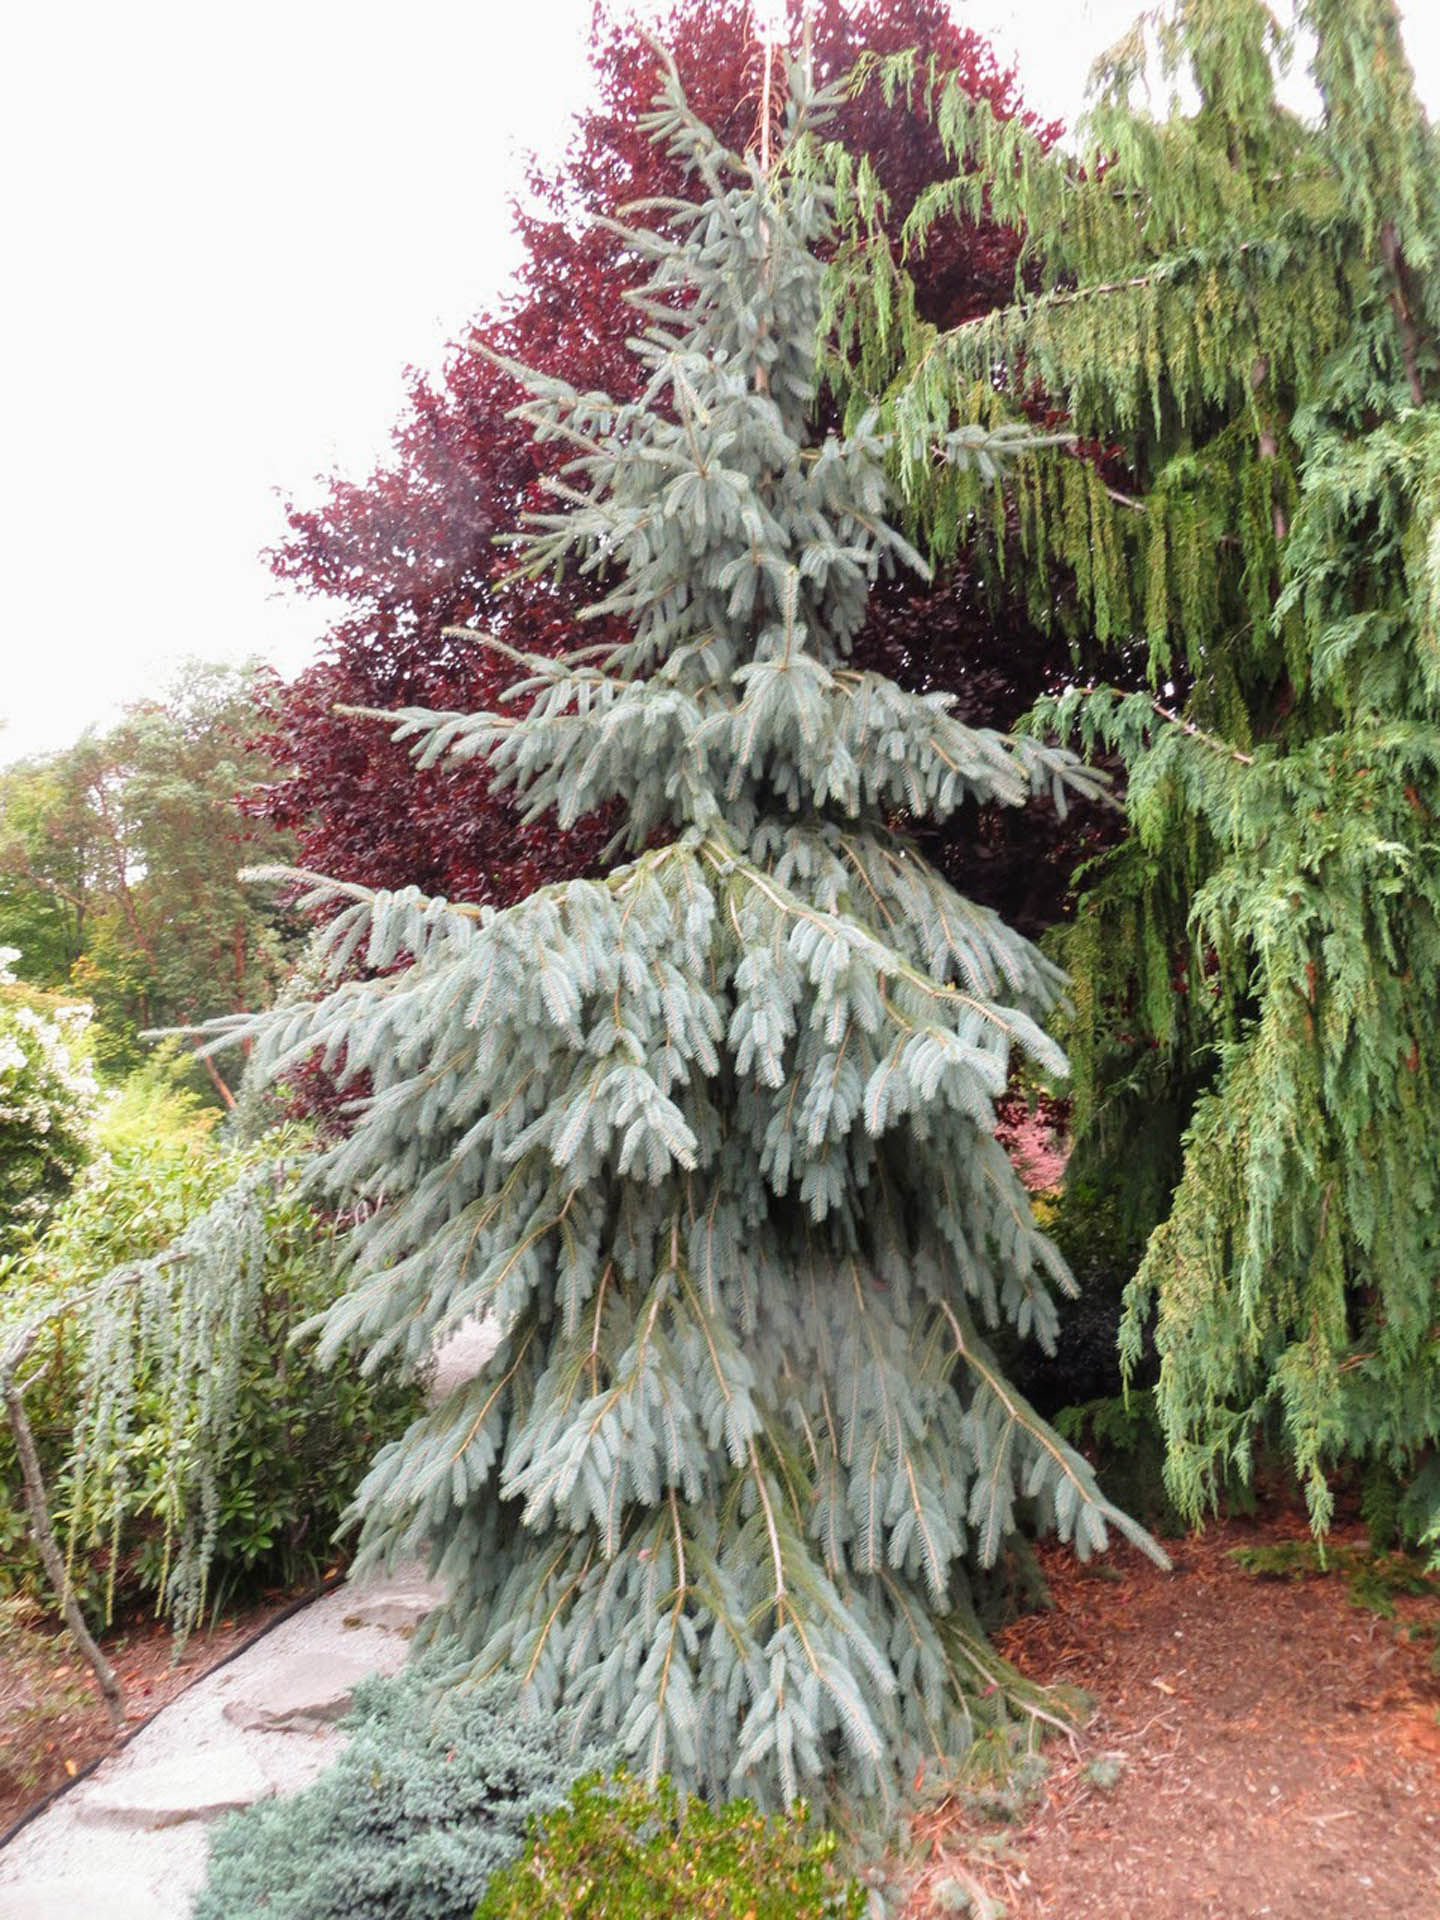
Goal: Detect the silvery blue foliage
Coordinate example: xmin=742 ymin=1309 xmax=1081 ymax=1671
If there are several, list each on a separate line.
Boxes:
xmin=214 ymin=51 xmax=1154 ymax=1807
xmin=195 ymin=1655 xmax=612 ymax=1920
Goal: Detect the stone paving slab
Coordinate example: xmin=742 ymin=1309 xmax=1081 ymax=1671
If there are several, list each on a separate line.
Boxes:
xmin=341 ymin=1585 xmax=437 ymax=1635
xmin=222 ymin=1649 xmax=375 ymax=1734
xmin=0 ymin=1872 xmax=172 ymax=1919
xmin=79 ymin=1750 xmax=275 ymax=1830
xmin=0 ymin=1567 xmax=443 ymax=1918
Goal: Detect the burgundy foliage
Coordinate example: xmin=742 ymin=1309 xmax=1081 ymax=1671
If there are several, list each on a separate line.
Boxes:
xmin=255 ymin=0 xmax=1106 ymax=934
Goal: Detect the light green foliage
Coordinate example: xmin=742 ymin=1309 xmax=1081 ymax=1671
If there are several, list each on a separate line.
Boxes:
xmin=474 ymin=1773 xmax=863 ymax=1920
xmin=94 ymin=1042 xmax=221 ymax=1158
xmin=1228 ymin=1536 xmax=1440 ymax=1618
xmin=0 ymin=1130 xmax=421 ymax=1629
xmin=196 ymin=1655 xmax=616 ymax=1920
xmin=825 ymin=2 xmax=1440 ymax=1546
xmin=1230 ymin=1534 xmax=1440 ymax=1664
xmin=0 ymin=762 xmax=94 ymax=988
xmin=206 ymin=52 xmax=1156 ymax=1808
xmin=0 ymin=949 xmax=98 ymax=1251
xmin=3 ymin=1104 xmax=251 ymax=1303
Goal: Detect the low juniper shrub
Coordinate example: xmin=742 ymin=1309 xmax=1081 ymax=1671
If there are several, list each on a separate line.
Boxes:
xmin=195 ymin=1654 xmax=617 ymax=1920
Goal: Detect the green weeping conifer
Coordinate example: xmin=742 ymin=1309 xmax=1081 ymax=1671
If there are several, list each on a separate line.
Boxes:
xmin=832 ymin=0 xmax=1440 ymax=1543
xmin=211 ymin=51 xmax=1155 ymax=1806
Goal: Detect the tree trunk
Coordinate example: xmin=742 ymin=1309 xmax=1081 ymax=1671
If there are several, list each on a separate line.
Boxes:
xmin=1 ymin=1327 xmax=124 ymax=1728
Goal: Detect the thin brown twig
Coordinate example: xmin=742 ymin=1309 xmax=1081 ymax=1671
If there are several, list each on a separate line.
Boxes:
xmin=2 ymin=1316 xmax=124 ymax=1728
xmin=909 ymin=242 xmax=1266 ymax=384
xmin=1150 ymin=701 xmax=1255 ymax=765
xmin=1064 ymin=686 xmax=1256 ymax=767
xmin=1102 ymin=481 xmax=1148 ymax=512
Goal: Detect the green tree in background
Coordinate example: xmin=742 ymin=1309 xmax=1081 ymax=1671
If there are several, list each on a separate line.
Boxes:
xmin=213 ymin=53 xmax=1154 ymax=1808
xmin=0 ymin=754 xmax=100 ymax=989
xmin=839 ymin=0 xmax=1440 ymax=1541
xmin=0 ymin=660 xmax=301 ymax=1094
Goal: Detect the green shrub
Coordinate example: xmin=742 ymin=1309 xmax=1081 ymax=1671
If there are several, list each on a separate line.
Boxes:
xmin=475 ymin=1775 xmax=864 ymax=1920
xmin=6 ymin=1121 xmax=240 ymax=1310
xmin=0 ymin=1129 xmax=422 ymax=1621
xmin=1231 ymin=1536 xmax=1440 ymax=1673
xmin=196 ymin=1656 xmax=615 ymax=1920
xmin=94 ymin=1042 xmax=221 ymax=1157
xmin=1004 ymin=1178 xmax=1152 ymax=1416
xmin=1229 ymin=1538 xmax=1440 ymax=1616
xmin=0 ymin=952 xmax=99 ymax=1252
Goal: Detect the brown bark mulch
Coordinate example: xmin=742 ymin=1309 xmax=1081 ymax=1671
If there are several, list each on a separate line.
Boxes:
xmin=906 ymin=1512 xmax=1440 ymax=1920
xmin=0 ymin=1586 xmax=305 ymax=1837
xmin=6 ymin=1511 xmax=1436 ymax=1918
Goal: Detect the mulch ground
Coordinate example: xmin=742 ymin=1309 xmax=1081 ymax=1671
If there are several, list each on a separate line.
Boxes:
xmin=0 ymin=1586 xmax=306 ymax=1839
xmin=906 ymin=1511 xmax=1440 ymax=1920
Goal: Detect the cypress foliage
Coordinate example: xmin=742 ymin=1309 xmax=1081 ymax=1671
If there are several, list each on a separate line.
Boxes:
xmin=214 ymin=53 xmax=1154 ymax=1807
xmin=835 ymin=1 xmax=1440 ymax=1542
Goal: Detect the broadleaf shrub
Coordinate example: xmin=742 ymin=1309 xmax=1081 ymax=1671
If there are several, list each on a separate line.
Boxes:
xmin=474 ymin=1774 xmax=864 ymax=1920
xmin=195 ymin=1656 xmax=616 ymax=1920
xmin=0 ymin=1127 xmax=421 ymax=1620
xmin=94 ymin=1040 xmax=222 ymax=1158
xmin=0 ymin=949 xmax=98 ymax=1252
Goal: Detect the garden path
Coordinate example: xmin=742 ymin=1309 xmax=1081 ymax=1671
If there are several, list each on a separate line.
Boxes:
xmin=0 ymin=1559 xmax=443 ymax=1918
xmin=0 ymin=1317 xmax=497 ymax=1919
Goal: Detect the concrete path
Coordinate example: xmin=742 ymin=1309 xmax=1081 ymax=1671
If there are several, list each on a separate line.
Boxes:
xmin=0 ymin=1565 xmax=443 ymax=1919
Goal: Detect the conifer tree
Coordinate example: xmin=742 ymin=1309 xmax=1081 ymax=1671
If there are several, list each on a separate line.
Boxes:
xmin=838 ymin=0 xmax=1440 ymax=1542
xmin=219 ymin=52 xmax=1153 ymax=1806
xmin=258 ymin=0 xmax=1098 ymax=948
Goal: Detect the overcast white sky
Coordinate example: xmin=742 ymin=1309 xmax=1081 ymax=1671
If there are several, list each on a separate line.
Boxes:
xmin=3 ymin=1 xmax=1437 ymax=765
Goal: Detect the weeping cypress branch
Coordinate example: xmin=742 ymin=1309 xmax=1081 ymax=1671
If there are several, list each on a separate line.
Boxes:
xmin=821 ymin=0 xmax=1440 ymax=1544
xmin=2 ymin=1161 xmax=295 ymax=1687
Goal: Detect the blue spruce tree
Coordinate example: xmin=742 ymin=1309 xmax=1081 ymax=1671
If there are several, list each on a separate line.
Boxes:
xmin=227 ymin=51 xmax=1156 ymax=1806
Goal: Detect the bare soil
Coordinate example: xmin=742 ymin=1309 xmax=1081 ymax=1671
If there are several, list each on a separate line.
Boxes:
xmin=0 ymin=1586 xmax=306 ymax=1837
xmin=907 ymin=1512 xmax=1440 ymax=1920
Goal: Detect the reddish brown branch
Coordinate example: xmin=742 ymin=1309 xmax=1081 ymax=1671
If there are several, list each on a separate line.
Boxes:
xmin=1380 ymin=222 xmax=1427 ymax=409
xmin=199 ymin=1052 xmax=237 ymax=1111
